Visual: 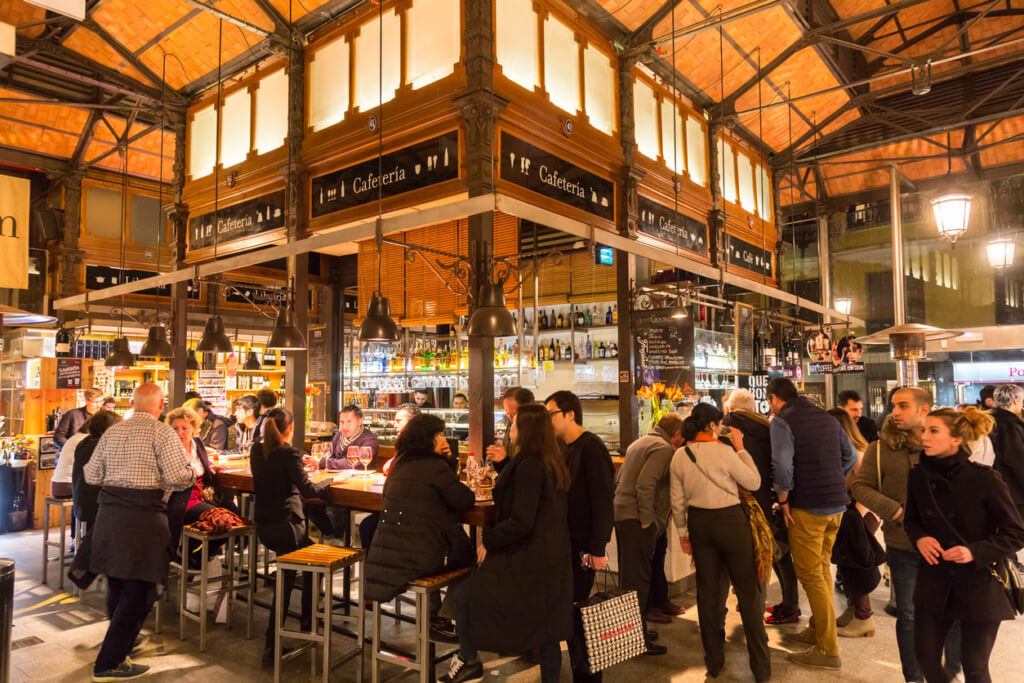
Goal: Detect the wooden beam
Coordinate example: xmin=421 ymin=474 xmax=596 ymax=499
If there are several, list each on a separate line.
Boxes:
xmin=0 ymin=145 xmax=70 ymax=174
xmin=85 ymin=19 xmax=184 ymax=102
xmin=71 ymin=109 xmax=103 ymax=167
xmin=81 ymin=121 xmax=161 ymax=170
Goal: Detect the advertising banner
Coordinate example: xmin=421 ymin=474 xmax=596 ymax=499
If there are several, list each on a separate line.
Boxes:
xmin=0 ymin=174 xmax=29 ymax=289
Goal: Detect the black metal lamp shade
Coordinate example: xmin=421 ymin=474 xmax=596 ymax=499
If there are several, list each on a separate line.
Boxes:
xmin=139 ymin=324 xmax=174 ymax=358
xmin=196 ymin=315 xmax=233 ymax=353
xmin=358 ymin=293 xmax=401 ymax=342
xmin=267 ymin=305 xmax=307 ymax=350
xmin=185 ymin=348 xmax=200 ymax=371
xmin=243 ymin=350 xmax=262 ymax=370
xmin=468 ymin=282 xmax=515 ymax=337
xmin=104 ymin=336 xmax=135 ymax=368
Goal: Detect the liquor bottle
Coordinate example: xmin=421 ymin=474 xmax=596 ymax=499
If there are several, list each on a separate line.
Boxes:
xmin=576 ymin=306 xmax=585 ymax=327
xmin=612 ymin=304 xmax=618 ymax=325
xmin=548 ymin=339 xmax=556 ymax=360
xmin=593 ymin=306 xmax=600 ymax=326
xmin=606 ymin=306 xmax=613 ymax=325
xmin=583 ymin=307 xmax=591 ymax=327
xmin=55 ymin=327 xmax=70 ymax=357
xmin=557 ymin=311 xmax=565 ymax=329
xmin=585 ymin=335 xmax=593 ymax=360
xmin=598 ymin=341 xmax=606 ymax=358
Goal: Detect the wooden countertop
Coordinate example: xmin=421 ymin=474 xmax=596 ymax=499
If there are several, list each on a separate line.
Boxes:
xmin=214 ymin=465 xmax=496 ymax=527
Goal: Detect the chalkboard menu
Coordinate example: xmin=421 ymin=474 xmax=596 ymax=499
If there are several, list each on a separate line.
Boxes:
xmin=307 ymin=326 xmax=327 ymax=383
xmin=734 ymin=303 xmax=755 ymax=374
xmin=633 ymin=308 xmax=695 ymax=391
xmin=56 ymin=358 xmax=82 ymax=389
xmin=312 ymin=132 xmax=459 ymax=218
xmin=189 ymin=190 xmax=286 ymax=250
xmin=727 ymin=235 xmax=773 ymax=278
xmin=500 ymin=133 xmax=614 ymax=221
xmin=637 ymin=196 xmax=707 ymax=256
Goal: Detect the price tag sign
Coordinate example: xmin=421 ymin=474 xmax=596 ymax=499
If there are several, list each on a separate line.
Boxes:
xmin=543 ymin=360 xmax=554 ymax=371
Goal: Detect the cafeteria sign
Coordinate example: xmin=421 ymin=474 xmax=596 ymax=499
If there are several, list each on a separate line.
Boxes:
xmin=0 ymin=174 xmax=29 ymax=289
xmin=311 ymin=132 xmax=459 ymax=218
xmin=500 ymin=133 xmax=614 ymax=221
xmin=637 ymin=196 xmax=707 ymax=256
xmin=189 ymin=190 xmax=285 ymax=250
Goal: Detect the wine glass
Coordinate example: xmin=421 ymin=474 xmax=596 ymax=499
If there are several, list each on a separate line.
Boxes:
xmin=359 ymin=446 xmax=373 ymax=472
xmin=347 ymin=446 xmax=360 ymax=470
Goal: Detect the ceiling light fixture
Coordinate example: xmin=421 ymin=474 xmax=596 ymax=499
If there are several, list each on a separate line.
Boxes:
xmin=986 ymin=237 xmax=1016 ymax=269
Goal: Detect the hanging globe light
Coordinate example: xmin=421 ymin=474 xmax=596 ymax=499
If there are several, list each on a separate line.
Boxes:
xmin=931 ymin=193 xmax=971 ymax=244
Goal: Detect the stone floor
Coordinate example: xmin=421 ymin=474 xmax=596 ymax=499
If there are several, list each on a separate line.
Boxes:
xmin=4 ymin=528 xmax=1023 ymax=682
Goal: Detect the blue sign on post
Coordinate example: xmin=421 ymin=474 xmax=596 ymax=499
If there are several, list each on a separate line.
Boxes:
xmin=595 ymin=244 xmax=614 ymax=266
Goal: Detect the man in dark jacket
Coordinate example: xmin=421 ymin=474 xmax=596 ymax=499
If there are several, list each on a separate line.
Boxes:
xmin=839 ymin=390 xmax=879 ymax=444
xmin=54 ymin=388 xmax=104 ymax=448
xmin=991 ymin=383 xmax=1024 ymax=516
xmin=768 ymin=378 xmax=857 ymax=671
xmin=546 ymin=390 xmax=614 ymax=683
xmin=725 ymin=389 xmax=801 ymax=625
xmin=192 ymin=401 xmax=230 ymax=451
xmin=852 ymin=387 xmax=963 ymax=682
xmin=613 ymin=414 xmax=683 ymax=654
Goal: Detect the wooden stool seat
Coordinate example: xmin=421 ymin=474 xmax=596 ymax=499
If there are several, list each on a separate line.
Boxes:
xmin=409 ymin=566 xmax=471 ymax=590
xmin=276 ymin=544 xmax=362 ymax=571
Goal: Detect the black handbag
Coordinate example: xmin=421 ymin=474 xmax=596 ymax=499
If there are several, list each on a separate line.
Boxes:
xmin=922 ymin=475 xmax=1024 ymax=615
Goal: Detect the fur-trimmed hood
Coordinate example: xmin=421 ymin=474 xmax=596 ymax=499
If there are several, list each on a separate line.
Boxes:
xmin=879 ymin=415 xmax=919 ymax=452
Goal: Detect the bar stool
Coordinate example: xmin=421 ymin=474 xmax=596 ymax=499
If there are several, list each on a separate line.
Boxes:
xmin=238 ymin=492 xmax=275 ymax=585
xmin=178 ymin=523 xmax=258 ymax=651
xmin=41 ymin=496 xmax=74 ymax=590
xmin=371 ymin=566 xmax=471 ymax=683
xmin=273 ymin=544 xmax=365 ymax=683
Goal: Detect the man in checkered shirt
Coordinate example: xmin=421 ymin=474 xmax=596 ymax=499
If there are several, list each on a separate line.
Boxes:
xmin=85 ymin=383 xmax=194 ymax=681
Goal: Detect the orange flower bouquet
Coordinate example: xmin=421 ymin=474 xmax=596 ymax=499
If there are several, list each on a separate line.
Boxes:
xmin=636 ymin=382 xmax=685 ymax=434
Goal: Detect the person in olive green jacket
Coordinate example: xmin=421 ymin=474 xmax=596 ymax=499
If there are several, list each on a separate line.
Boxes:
xmin=851 ymin=387 xmax=962 ymax=683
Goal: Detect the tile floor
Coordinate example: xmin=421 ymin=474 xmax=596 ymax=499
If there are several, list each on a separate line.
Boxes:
xmin=4 ymin=527 xmax=1023 ymax=682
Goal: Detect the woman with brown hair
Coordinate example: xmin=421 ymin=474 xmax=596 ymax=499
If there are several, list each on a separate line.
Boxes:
xmin=828 ymin=408 xmax=885 ymax=639
xmin=249 ymin=407 xmax=331 ymax=665
xmin=441 ymin=403 xmax=573 ymax=683
xmin=906 ymin=406 xmax=1024 ymax=682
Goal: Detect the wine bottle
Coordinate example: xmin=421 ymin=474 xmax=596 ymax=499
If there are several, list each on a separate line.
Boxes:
xmin=557 ymin=311 xmax=564 ymax=329
xmin=585 ymin=335 xmax=593 ymax=360
xmin=606 ymin=306 xmax=612 ymax=325
xmin=612 ymin=304 xmax=618 ymax=325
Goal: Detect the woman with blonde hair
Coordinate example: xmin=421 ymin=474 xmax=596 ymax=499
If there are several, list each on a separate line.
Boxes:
xmin=905 ymin=406 xmax=1024 ymax=682
xmin=828 ymin=408 xmax=885 ymax=638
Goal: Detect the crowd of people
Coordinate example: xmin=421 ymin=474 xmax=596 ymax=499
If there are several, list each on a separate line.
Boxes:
xmin=47 ymin=376 xmax=1024 ymax=683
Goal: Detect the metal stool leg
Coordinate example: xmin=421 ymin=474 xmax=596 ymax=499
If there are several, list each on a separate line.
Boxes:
xmin=356 ymin=558 xmax=366 ymax=683
xmin=417 ymin=592 xmax=430 ymax=683
xmin=371 ymin=601 xmax=382 ymax=683
xmin=323 ymin=570 xmax=332 ymax=683
xmin=274 ymin=567 xmax=284 ymax=683
xmin=41 ymin=502 xmax=50 ymax=586
xmin=57 ymin=504 xmax=67 ymax=590
xmin=247 ymin=530 xmax=256 ymax=639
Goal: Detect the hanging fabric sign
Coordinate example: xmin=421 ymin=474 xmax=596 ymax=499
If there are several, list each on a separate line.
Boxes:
xmin=637 ymin=196 xmax=707 ymax=256
xmin=0 ymin=174 xmax=29 ymax=289
xmin=500 ymin=133 xmax=614 ymax=221
xmin=189 ymin=190 xmax=286 ymax=250
xmin=311 ymin=132 xmax=459 ymax=217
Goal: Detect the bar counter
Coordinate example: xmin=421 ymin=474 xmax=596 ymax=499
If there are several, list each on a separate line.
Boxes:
xmin=213 ymin=465 xmax=497 ymax=527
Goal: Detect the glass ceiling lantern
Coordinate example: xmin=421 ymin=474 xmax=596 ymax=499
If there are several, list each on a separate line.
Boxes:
xmin=986 ymin=238 xmax=1016 ymax=269
xmin=931 ymin=193 xmax=971 ymax=244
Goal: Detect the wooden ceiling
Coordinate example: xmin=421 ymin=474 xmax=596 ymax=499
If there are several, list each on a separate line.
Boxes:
xmin=586 ymin=0 xmax=1024 ymax=201
xmin=0 ymin=0 xmax=351 ymax=181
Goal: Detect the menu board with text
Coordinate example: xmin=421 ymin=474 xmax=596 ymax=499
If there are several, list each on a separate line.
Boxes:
xmin=633 ymin=308 xmax=695 ymax=392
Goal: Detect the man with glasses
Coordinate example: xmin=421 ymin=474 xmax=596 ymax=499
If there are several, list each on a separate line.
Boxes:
xmin=54 ymin=388 xmax=105 ymax=448
xmin=545 ymin=390 xmax=614 ymax=683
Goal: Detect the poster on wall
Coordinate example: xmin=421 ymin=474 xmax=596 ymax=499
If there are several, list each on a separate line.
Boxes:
xmin=807 ymin=332 xmax=865 ymax=375
xmin=0 ymin=174 xmax=29 ymax=289
xmin=737 ymin=371 xmax=780 ymax=416
xmin=56 ymin=358 xmax=83 ymax=389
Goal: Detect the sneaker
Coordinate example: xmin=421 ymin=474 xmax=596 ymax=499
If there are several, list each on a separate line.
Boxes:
xmin=765 ymin=608 xmax=800 ymax=625
xmin=430 ymin=617 xmax=459 ymax=644
xmin=643 ymin=640 xmax=668 ymax=656
xmin=786 ymin=646 xmax=841 ymax=670
xmin=645 ymin=629 xmax=659 ymax=642
xmin=437 ymin=653 xmax=483 ymax=683
xmin=92 ymin=657 xmax=150 ymax=681
xmin=783 ymin=627 xmax=817 ymax=646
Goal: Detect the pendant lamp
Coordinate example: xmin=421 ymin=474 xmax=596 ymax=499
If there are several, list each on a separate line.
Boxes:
xmin=105 ymin=336 xmax=135 ymax=368
xmin=243 ymin=349 xmax=262 ymax=370
xmin=186 ymin=348 xmax=200 ymax=371
xmin=359 ymin=292 xmax=401 ymax=342
xmin=141 ymin=54 xmax=174 ymax=361
xmin=197 ymin=312 xmax=233 ymax=353
xmin=468 ymin=281 xmax=515 ymax=337
xmin=140 ymin=323 xmax=173 ymax=358
xmin=268 ymin=281 xmax=306 ymax=350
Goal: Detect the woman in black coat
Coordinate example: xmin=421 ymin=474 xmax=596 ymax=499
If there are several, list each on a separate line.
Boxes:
xmin=249 ymin=407 xmax=331 ymax=663
xmin=72 ymin=410 xmax=122 ymax=528
xmin=906 ymin=407 xmax=1024 ymax=683
xmin=441 ymin=403 xmax=574 ymax=683
xmin=363 ymin=414 xmax=474 ymax=603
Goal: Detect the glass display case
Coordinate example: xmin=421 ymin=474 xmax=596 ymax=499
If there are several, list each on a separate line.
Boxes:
xmin=361 ymin=407 xmax=507 ymax=446
xmin=694 ymin=327 xmax=737 ymax=391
